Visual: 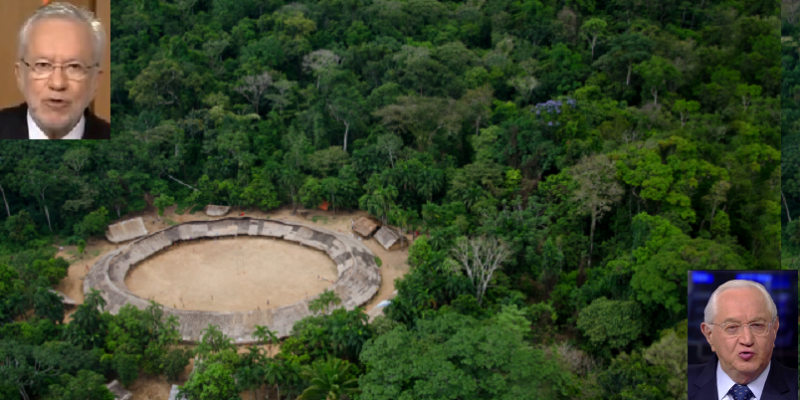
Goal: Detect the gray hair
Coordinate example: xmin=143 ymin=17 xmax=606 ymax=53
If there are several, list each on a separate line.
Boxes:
xmin=703 ymin=279 xmax=777 ymax=328
xmin=17 ymin=2 xmax=106 ymax=65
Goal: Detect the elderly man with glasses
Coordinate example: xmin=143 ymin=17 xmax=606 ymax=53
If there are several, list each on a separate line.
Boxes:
xmin=0 ymin=2 xmax=109 ymax=140
xmin=689 ymin=279 xmax=797 ymax=400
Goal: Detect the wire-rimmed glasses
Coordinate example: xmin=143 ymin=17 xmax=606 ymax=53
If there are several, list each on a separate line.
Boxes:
xmin=19 ymin=59 xmax=98 ymax=81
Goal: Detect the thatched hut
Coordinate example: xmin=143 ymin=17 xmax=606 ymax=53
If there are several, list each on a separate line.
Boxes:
xmin=353 ymin=216 xmax=381 ymax=238
xmin=105 ymin=217 xmax=148 ymax=243
xmin=374 ymin=226 xmax=402 ymax=251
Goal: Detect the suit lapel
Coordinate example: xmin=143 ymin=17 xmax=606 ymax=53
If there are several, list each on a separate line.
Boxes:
xmin=690 ymin=355 xmax=719 ymax=400
xmin=9 ymin=103 xmax=29 ymax=139
xmin=762 ymin=361 xmax=791 ymax=399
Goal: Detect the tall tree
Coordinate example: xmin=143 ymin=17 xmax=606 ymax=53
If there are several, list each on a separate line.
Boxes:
xmin=235 ymin=72 xmax=273 ymax=115
xmin=450 ymin=235 xmax=511 ymax=306
xmin=569 ymin=154 xmax=624 ymax=269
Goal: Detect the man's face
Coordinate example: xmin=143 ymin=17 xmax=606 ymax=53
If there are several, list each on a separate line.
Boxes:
xmin=701 ymin=287 xmax=778 ymax=384
xmin=15 ymin=18 xmax=102 ymax=137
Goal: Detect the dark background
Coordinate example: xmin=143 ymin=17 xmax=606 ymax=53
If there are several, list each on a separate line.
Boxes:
xmin=688 ymin=270 xmax=798 ymax=368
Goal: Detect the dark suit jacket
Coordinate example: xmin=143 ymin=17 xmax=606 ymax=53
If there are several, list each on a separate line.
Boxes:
xmin=0 ymin=103 xmax=110 ymax=139
xmin=689 ymin=354 xmax=798 ymax=400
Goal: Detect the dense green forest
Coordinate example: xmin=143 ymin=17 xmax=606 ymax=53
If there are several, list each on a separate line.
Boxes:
xmin=0 ymin=0 xmax=784 ymax=398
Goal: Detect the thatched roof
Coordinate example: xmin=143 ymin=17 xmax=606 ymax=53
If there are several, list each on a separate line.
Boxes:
xmin=374 ymin=226 xmax=400 ymax=250
xmin=353 ymin=216 xmax=381 ymax=238
xmin=205 ymin=205 xmax=230 ymax=216
xmin=106 ymin=380 xmax=133 ymax=400
xmin=50 ymin=289 xmax=77 ymax=306
xmin=106 ymin=217 xmax=148 ymax=243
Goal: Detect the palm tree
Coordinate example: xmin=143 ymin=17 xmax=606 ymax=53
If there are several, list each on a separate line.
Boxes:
xmin=297 ymin=358 xmax=360 ymax=400
xmin=254 ymin=325 xmax=280 ymax=357
xmin=235 ymin=365 xmax=264 ymax=400
xmin=264 ymin=359 xmax=288 ymax=400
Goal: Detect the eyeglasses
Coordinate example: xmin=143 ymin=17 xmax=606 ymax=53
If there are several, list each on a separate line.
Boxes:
xmin=19 ymin=59 xmax=98 ymax=81
xmin=708 ymin=319 xmax=776 ymax=337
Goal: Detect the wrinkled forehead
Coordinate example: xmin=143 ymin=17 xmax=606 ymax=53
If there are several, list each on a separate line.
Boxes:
xmin=715 ymin=287 xmax=772 ymax=322
xmin=23 ymin=17 xmax=94 ymax=63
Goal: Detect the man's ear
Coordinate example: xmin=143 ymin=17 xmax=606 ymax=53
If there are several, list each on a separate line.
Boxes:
xmin=701 ymin=322 xmax=716 ymax=352
xmin=15 ymin=62 xmax=24 ymax=95
xmin=91 ymin=68 xmax=103 ymax=98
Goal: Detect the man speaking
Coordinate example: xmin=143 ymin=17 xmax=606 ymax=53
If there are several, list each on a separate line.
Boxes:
xmin=0 ymin=2 xmax=109 ymax=140
xmin=689 ymin=280 xmax=798 ymax=400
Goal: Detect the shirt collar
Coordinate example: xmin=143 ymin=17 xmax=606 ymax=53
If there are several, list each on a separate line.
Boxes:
xmin=716 ymin=359 xmax=771 ymax=400
xmin=27 ymin=109 xmax=85 ymax=139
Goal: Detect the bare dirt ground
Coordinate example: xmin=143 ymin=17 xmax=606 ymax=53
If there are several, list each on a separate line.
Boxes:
xmin=54 ymin=205 xmax=411 ymax=399
xmin=125 ymin=236 xmax=339 ymax=311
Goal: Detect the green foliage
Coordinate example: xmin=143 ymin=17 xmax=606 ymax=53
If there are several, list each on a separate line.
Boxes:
xmin=113 ymin=353 xmax=140 ymax=387
xmin=4 ymin=210 xmax=38 ymax=245
xmin=44 ymin=370 xmax=114 ymax=400
xmin=577 ymin=297 xmax=643 ymax=359
xmin=74 ymin=207 xmax=109 ymax=238
xmin=359 ymin=311 xmax=578 ymax=399
xmin=297 ymin=357 xmax=360 ymax=400
xmin=154 ymin=195 xmax=176 ymax=218
xmin=63 ymin=289 xmax=107 ymax=350
xmin=178 ymin=362 xmax=239 ymax=400
xmin=288 ymin=307 xmax=373 ymax=363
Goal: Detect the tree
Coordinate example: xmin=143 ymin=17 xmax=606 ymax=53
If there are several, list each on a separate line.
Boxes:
xmin=327 ymin=85 xmax=364 ymax=152
xmin=63 ymin=289 xmax=106 ymax=350
xmin=178 ymin=362 xmax=238 ymax=400
xmin=33 ymin=287 xmax=64 ymax=324
xmin=450 ymin=235 xmax=511 ymax=306
xmin=297 ymin=357 xmax=359 ymax=400
xmin=302 ymin=49 xmax=341 ymax=89
xmin=373 ymin=95 xmax=464 ymax=152
xmin=735 ymin=84 xmax=762 ymax=113
xmin=15 ymin=158 xmax=59 ymax=232
xmin=569 ymin=155 xmax=624 ymax=269
xmin=4 ymin=210 xmax=37 ymax=245
xmin=154 ymin=195 xmax=175 ymax=221
xmin=358 ymin=179 xmax=398 ymax=226
xmin=196 ymin=324 xmax=236 ymax=359
xmin=235 ymin=72 xmax=273 ymax=115
xmin=507 ymin=75 xmax=540 ymax=106
xmin=113 ymin=353 xmax=139 ymax=387
xmin=593 ymin=33 xmax=655 ymax=86
xmin=459 ymin=84 xmax=494 ymax=136
xmin=62 ymin=147 xmax=92 ymax=177
xmin=74 ymin=207 xmax=109 ymax=238
xmin=672 ymin=99 xmax=699 ymax=127
xmin=359 ymin=312 xmax=576 ymax=400
xmin=580 ymin=17 xmax=608 ymax=60
xmin=308 ymin=289 xmax=342 ymax=316
xmin=127 ymin=58 xmax=187 ymax=111
xmin=634 ymin=56 xmax=680 ymax=105
xmin=44 ymin=370 xmax=114 ymax=400
xmin=265 ymin=79 xmax=297 ymax=112
xmin=701 ymin=180 xmax=731 ymax=234
xmin=235 ymin=365 xmax=264 ymax=400
xmin=576 ymin=297 xmax=643 ymax=359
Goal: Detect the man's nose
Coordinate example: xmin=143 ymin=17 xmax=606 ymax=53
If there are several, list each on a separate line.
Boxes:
xmin=47 ymin=67 xmax=68 ymax=90
xmin=739 ymin=325 xmax=755 ymax=344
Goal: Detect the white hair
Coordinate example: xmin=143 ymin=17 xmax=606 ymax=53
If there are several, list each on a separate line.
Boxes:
xmin=17 ymin=2 xmax=106 ymax=65
xmin=703 ymin=279 xmax=777 ymax=328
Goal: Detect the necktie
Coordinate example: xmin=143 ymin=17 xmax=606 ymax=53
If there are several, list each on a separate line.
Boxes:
xmin=728 ymin=383 xmax=754 ymax=400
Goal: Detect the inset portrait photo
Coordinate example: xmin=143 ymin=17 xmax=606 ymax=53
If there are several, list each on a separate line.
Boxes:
xmin=688 ymin=270 xmax=798 ymax=400
xmin=0 ymin=1 xmax=110 ymax=139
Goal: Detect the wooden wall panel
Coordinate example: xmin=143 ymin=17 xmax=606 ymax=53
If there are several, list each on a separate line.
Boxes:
xmin=0 ymin=0 xmax=106 ymax=119
xmin=94 ymin=0 xmax=110 ymax=121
